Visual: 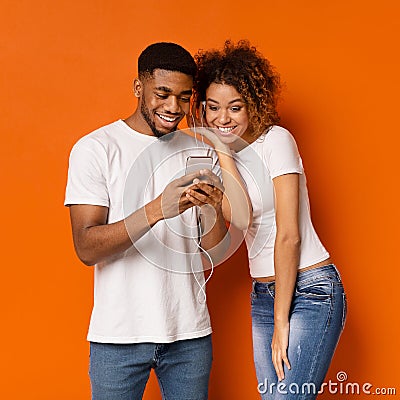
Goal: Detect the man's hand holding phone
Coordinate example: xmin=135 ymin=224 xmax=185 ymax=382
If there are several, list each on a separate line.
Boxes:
xmin=185 ymin=169 xmax=224 ymax=212
xmin=156 ymin=167 xmax=223 ymax=221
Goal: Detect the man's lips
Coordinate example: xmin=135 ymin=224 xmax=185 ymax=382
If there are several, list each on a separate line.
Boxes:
xmin=155 ymin=112 xmax=181 ymax=124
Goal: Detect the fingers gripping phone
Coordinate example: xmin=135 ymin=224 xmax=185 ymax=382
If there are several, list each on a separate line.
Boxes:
xmin=185 ymin=156 xmax=213 ymax=195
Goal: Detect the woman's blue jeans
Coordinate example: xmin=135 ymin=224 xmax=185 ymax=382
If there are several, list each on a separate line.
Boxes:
xmin=251 ymin=264 xmax=347 ymax=399
xmin=89 ymin=334 xmax=212 ymax=400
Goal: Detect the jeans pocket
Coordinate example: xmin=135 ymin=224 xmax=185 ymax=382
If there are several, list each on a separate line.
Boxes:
xmin=295 ymin=279 xmax=332 ymax=300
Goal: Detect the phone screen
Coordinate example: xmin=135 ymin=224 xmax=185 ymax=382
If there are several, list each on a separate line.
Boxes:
xmin=185 ymin=156 xmax=213 ymax=175
xmin=185 ymin=156 xmax=213 ymax=195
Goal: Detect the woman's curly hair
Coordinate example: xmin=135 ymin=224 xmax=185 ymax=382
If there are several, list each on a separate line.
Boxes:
xmin=194 ymin=40 xmax=281 ymax=136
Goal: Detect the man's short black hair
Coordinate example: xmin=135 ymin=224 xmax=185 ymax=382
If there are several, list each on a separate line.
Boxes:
xmin=138 ymin=42 xmax=196 ymax=78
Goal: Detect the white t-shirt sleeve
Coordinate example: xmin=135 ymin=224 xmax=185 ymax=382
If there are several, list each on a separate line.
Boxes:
xmin=64 ymin=138 xmax=109 ymax=207
xmin=264 ymin=127 xmax=303 ymax=179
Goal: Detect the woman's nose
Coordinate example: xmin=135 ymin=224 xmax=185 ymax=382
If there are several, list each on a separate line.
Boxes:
xmin=218 ymin=110 xmax=230 ymax=124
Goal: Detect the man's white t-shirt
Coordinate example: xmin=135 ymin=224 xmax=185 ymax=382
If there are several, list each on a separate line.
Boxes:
xmin=234 ymin=126 xmax=330 ymax=278
xmin=65 ymin=120 xmax=218 ymax=343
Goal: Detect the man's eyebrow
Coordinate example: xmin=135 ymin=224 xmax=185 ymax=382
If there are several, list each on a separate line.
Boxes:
xmin=181 ymin=90 xmax=193 ymax=95
xmin=155 ymin=86 xmax=173 ymax=93
xmin=155 ymin=86 xmax=193 ymax=96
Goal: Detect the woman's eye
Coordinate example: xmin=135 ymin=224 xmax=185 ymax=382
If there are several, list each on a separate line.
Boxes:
xmin=180 ymin=97 xmax=190 ymax=103
xmin=208 ymin=105 xmax=218 ymax=111
xmin=231 ymin=106 xmax=242 ymax=112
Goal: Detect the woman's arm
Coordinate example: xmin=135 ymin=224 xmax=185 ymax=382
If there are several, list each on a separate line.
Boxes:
xmin=214 ymin=143 xmax=253 ymax=230
xmin=187 ymin=124 xmax=253 ymax=230
xmin=271 ymin=173 xmax=301 ymax=381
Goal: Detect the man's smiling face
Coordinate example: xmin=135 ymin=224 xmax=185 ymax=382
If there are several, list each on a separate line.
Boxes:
xmin=137 ymin=69 xmax=193 ymax=138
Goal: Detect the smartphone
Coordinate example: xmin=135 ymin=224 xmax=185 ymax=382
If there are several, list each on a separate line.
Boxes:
xmin=185 ymin=156 xmax=213 ymax=175
xmin=185 ymin=156 xmax=213 ymax=195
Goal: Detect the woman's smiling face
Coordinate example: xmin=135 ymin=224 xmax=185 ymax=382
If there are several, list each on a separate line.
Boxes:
xmin=204 ymin=83 xmax=250 ymax=144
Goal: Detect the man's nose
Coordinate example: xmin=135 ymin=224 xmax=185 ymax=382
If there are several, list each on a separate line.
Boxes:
xmin=164 ymin=96 xmax=180 ymax=113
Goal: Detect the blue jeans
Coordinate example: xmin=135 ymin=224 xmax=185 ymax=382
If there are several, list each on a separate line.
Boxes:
xmin=89 ymin=335 xmax=212 ymax=400
xmin=251 ymin=264 xmax=346 ymax=400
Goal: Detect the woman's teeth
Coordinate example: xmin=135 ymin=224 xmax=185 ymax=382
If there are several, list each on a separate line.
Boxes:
xmin=218 ymin=126 xmax=235 ymax=133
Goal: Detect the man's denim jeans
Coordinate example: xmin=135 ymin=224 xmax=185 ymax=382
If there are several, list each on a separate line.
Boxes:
xmin=89 ymin=334 xmax=212 ymax=400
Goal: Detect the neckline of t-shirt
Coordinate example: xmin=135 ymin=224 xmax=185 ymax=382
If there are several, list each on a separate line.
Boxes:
xmin=234 ymin=126 xmax=280 ymax=156
xmin=234 ymin=132 xmax=267 ymax=156
xmin=116 ymin=119 xmax=159 ymax=142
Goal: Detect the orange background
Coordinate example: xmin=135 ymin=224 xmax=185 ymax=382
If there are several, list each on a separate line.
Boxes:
xmin=1 ymin=0 xmax=399 ymax=398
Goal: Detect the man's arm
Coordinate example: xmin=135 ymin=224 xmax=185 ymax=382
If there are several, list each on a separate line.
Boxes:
xmin=69 ymin=172 xmax=206 ymax=266
xmin=69 ymin=200 xmax=162 ymax=266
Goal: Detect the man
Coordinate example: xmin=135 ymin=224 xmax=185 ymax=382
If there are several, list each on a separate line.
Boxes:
xmin=65 ymin=42 xmax=228 ymax=400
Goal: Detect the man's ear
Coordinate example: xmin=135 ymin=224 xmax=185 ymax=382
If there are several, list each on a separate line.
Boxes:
xmin=133 ymin=78 xmax=142 ymax=98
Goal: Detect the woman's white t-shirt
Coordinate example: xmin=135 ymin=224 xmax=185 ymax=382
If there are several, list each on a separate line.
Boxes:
xmin=234 ymin=126 xmax=330 ymax=278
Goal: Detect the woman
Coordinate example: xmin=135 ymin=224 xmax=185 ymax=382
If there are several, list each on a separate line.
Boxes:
xmin=191 ymin=40 xmax=346 ymax=399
